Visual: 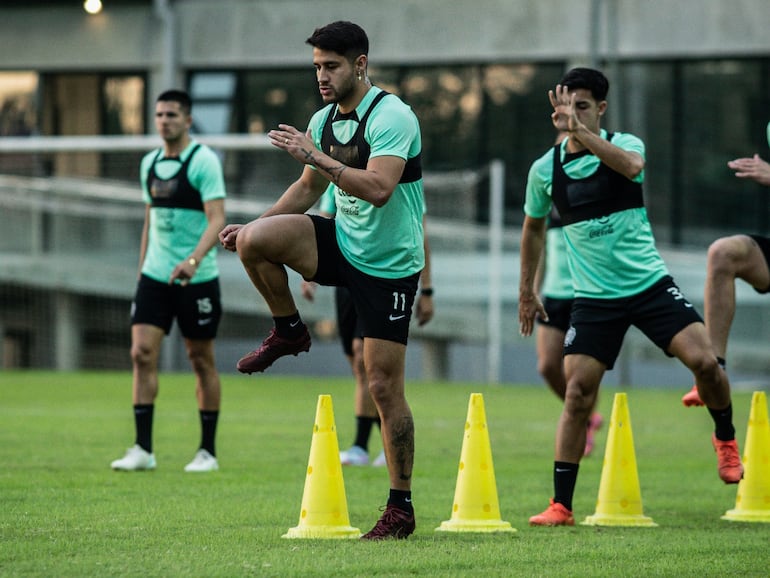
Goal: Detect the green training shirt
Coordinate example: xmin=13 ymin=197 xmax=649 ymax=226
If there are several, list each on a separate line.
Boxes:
xmin=139 ymin=140 xmax=226 ymax=284
xmin=524 ymin=129 xmax=669 ymax=299
xmin=319 ymin=185 xmax=336 ymax=215
xmin=542 ymin=225 xmax=574 ymax=300
xmin=307 ymin=87 xmax=425 ymax=279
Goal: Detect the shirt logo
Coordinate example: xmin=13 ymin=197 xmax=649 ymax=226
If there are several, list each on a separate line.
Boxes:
xmin=588 ymin=223 xmax=614 ymax=239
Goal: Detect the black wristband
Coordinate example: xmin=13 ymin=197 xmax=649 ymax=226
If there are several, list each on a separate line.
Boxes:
xmin=420 ymin=288 xmax=434 ymax=297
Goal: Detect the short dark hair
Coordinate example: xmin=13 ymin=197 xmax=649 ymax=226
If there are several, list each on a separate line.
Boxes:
xmin=559 ymin=68 xmax=609 ymax=102
xmin=156 ymin=89 xmax=192 ymax=115
xmin=305 ymin=21 xmax=369 ymax=61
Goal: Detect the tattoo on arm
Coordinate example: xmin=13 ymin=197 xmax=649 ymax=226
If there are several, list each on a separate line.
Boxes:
xmin=303 ymin=147 xmax=347 ymax=184
xmin=327 ymin=165 xmax=347 ymax=185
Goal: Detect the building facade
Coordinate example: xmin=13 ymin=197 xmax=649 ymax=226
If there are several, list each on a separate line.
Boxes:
xmin=2 ymin=0 xmax=770 ymax=377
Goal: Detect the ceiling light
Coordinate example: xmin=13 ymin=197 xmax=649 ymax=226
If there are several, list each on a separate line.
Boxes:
xmin=84 ymin=0 xmax=103 ymax=15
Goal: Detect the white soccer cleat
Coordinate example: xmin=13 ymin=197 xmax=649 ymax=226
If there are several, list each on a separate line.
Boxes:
xmin=111 ymin=444 xmax=156 ymax=471
xmin=339 ymin=445 xmax=369 ymax=466
xmin=184 ymin=449 xmax=219 ymax=473
xmin=372 ymin=449 xmax=387 ymax=467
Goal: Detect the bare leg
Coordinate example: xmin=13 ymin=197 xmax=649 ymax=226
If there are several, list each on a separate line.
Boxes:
xmin=669 ymin=322 xmax=730 ymax=409
xmin=184 ymin=338 xmax=221 ymax=411
xmin=131 ymin=323 xmax=164 ymax=405
xmin=536 ymin=324 xmax=567 ymax=400
xmin=705 ymin=235 xmax=770 ymax=359
xmin=669 ymin=321 xmax=743 ymax=483
xmin=556 ymin=354 xmax=604 ymax=463
xmin=235 ymin=215 xmax=319 ymax=316
xmin=364 ymin=337 xmax=412 ymax=490
xmin=351 ymin=338 xmax=377 ymax=418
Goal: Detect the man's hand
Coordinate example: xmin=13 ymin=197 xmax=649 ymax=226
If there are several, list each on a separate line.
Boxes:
xmin=219 ymin=224 xmax=243 ymax=252
xmin=268 ymin=125 xmax=318 ymax=165
xmin=415 ymin=294 xmax=434 ymax=327
xmin=169 ymin=259 xmax=196 ymax=286
xmin=728 ymin=154 xmax=770 ymax=186
xmin=549 ymin=84 xmax=580 ymax=134
xmin=518 ymin=294 xmax=548 ymax=337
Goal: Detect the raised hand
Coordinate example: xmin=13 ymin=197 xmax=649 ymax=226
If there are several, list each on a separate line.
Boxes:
xmin=548 ymin=84 xmax=578 ymax=133
xmin=728 ymin=154 xmax=770 ymax=186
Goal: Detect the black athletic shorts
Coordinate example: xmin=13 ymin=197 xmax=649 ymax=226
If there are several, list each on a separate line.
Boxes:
xmin=537 ymin=297 xmax=574 ymax=333
xmin=564 ymin=275 xmax=703 ymax=370
xmin=335 ymin=286 xmax=363 ymax=356
xmin=749 ymin=235 xmax=770 ymax=293
xmin=309 ymin=215 xmax=419 ymax=345
xmin=131 ymin=274 xmax=222 ymax=340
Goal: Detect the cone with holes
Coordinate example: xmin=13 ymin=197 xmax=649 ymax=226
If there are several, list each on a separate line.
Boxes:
xmin=722 ymin=391 xmax=770 ymax=522
xmin=436 ymin=393 xmax=516 ymax=533
xmin=582 ymin=392 xmax=657 ymax=527
xmin=283 ymin=395 xmax=361 ymax=538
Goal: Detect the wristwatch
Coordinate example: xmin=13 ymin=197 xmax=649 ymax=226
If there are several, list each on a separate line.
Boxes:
xmin=420 ymin=287 xmax=434 ymax=297
xmin=188 ymin=257 xmax=198 ymax=267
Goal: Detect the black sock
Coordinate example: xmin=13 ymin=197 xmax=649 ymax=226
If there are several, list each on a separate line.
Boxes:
xmin=273 ymin=312 xmax=305 ymax=339
xmin=134 ymin=404 xmax=154 ymax=453
xmin=709 ymin=403 xmax=736 ymax=441
xmin=353 ymin=416 xmax=379 ymax=451
xmin=388 ymin=489 xmax=413 ymax=515
xmin=199 ymin=410 xmax=219 ymax=456
xmin=553 ymin=461 xmax=579 ymax=511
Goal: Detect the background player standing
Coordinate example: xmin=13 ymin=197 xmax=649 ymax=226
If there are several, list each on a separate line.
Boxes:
xmin=111 ymin=89 xmax=226 ymax=473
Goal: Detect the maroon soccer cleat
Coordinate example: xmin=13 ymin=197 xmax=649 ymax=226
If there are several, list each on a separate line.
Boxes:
xmin=236 ymin=327 xmax=311 ymax=374
xmin=360 ymin=505 xmax=416 ymax=540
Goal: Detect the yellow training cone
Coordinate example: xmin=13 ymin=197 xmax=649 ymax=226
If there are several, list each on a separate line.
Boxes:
xmin=722 ymin=391 xmax=770 ymax=523
xmin=582 ymin=393 xmax=657 ymax=527
xmin=436 ymin=393 xmax=516 ymax=533
xmin=283 ymin=395 xmax=361 ymax=539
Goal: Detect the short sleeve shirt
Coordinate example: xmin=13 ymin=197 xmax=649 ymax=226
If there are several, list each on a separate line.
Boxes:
xmin=524 ymin=130 xmax=669 ymax=299
xmin=319 ymin=185 xmax=336 ymax=216
xmin=139 ymin=141 xmax=226 ymax=283
xmin=542 ymin=225 xmax=574 ymax=299
xmin=306 ymin=87 xmax=425 ymax=279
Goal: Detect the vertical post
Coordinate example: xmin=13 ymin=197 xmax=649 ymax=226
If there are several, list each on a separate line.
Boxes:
xmin=54 ymin=292 xmax=79 ymax=371
xmin=153 ymin=0 xmax=178 ymax=90
xmin=487 ymin=160 xmax=504 ymax=384
xmin=421 ymin=340 xmax=449 ymax=381
xmin=588 ymin=0 xmax=602 ymax=68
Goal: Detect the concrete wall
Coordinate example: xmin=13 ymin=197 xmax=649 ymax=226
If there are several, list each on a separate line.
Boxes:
xmin=1 ymin=1 xmax=769 ymax=73
xmin=2 ymin=0 xmax=770 ymax=382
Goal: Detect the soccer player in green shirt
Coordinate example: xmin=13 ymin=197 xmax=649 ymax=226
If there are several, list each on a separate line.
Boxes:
xmin=220 ymin=21 xmax=424 ymax=540
xmin=519 ymin=68 xmax=743 ymax=526
xmin=111 ymin=89 xmax=226 ymax=474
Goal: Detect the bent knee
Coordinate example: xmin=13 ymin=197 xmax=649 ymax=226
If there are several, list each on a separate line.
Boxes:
xmin=564 ymin=382 xmax=597 ymax=414
xmin=235 ymin=221 xmax=267 ymax=260
xmin=690 ymin=353 xmax=721 ymax=382
xmin=707 ymin=236 xmax=749 ymax=273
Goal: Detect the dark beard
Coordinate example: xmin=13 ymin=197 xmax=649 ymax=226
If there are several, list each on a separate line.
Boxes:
xmin=329 ymin=77 xmax=357 ymax=104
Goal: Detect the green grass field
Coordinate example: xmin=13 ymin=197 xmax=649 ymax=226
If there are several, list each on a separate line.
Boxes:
xmin=1 ymin=370 xmax=768 ymax=577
